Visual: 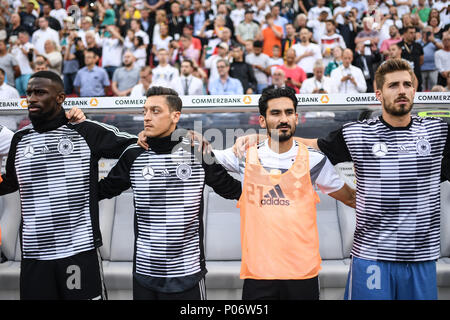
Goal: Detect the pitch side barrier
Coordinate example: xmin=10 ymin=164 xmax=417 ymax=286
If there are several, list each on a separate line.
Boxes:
xmin=0 ymin=92 xmax=449 ymax=113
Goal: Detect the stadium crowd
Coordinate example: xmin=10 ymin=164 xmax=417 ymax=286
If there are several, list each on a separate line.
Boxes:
xmin=0 ymin=0 xmax=450 ymax=99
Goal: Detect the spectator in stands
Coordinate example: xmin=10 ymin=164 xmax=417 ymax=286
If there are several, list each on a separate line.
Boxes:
xmin=216 ymin=3 xmax=236 ymax=36
xmin=230 ymin=45 xmax=257 ymax=94
xmin=262 ymin=13 xmax=283 ymax=58
xmin=380 ymin=25 xmax=402 ymax=58
xmin=49 ymin=0 xmax=67 ymax=28
xmin=320 ymin=20 xmax=347 ymax=66
xmin=271 ymin=4 xmax=288 ymax=35
xmin=19 ymin=1 xmax=37 ymax=37
xmin=435 ymin=32 xmax=450 ymax=86
xmin=355 ymin=17 xmax=380 ymax=52
xmin=130 ymin=66 xmax=153 ymax=96
xmin=427 ymin=14 xmax=444 ymax=41
xmin=268 ymin=45 xmax=284 ymax=74
xmin=208 ymin=59 xmax=244 ymax=95
xmin=133 ymin=36 xmax=147 ymax=69
xmin=130 ymin=19 xmax=150 ymax=48
xmin=337 ymin=9 xmax=358 ymax=51
xmin=281 ymin=23 xmax=300 ymax=60
xmin=152 ymin=48 xmax=180 ymax=87
xmin=168 ymin=1 xmax=186 ymax=40
xmin=330 ymin=49 xmax=367 ymax=93
xmin=308 ymin=0 xmax=331 ymax=21
xmin=42 ymin=40 xmax=62 ymax=77
xmin=230 ymin=0 xmax=246 ymax=30
xmin=325 ymin=46 xmax=343 ymax=76
xmin=277 ymin=48 xmax=307 ymax=93
xmin=85 ymin=31 xmax=102 ymax=58
xmin=245 ymin=40 xmax=271 ymax=93
xmin=191 ymin=0 xmax=206 ymax=37
xmin=171 ymin=59 xmax=204 ymax=95
xmin=41 ymin=4 xmax=61 ymax=32
xmin=31 ymin=17 xmax=60 ymax=57
xmin=236 ymin=10 xmax=261 ymax=46
xmin=100 ymin=25 xmax=124 ymax=80
xmin=419 ymin=26 xmax=443 ymax=91
xmin=8 ymin=13 xmax=26 ymax=39
xmin=353 ymin=42 xmax=381 ymax=92
xmin=300 ymin=59 xmax=335 ymax=93
xmin=204 ymin=42 xmax=231 ymax=81
xmin=73 ymin=50 xmax=110 ymax=97
xmin=348 ymin=0 xmax=367 ymax=20
xmin=333 ymin=0 xmax=352 ymax=25
xmin=266 ymin=68 xmax=287 ymax=89
xmin=398 ymin=26 xmax=425 ymax=91
xmin=10 ymin=30 xmax=33 ymax=96
xmin=32 ymin=55 xmax=49 ymax=72
xmin=152 ymin=23 xmax=173 ymax=62
xmin=0 ymin=39 xmax=20 ymax=88
xmin=293 ymin=27 xmax=322 ymax=78
xmin=0 ymin=67 xmax=20 ymax=99
xmin=112 ymin=50 xmax=140 ymax=97
xmin=307 ymin=9 xmax=328 ymax=43
xmin=63 ymin=32 xmax=84 ymax=95
xmin=78 ymin=16 xmax=101 ymax=48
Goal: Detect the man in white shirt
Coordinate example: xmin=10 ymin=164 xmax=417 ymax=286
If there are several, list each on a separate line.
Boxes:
xmin=100 ymin=25 xmax=124 ymax=79
xmin=0 ymin=67 xmax=20 ymax=99
xmin=31 ymin=17 xmax=59 ymax=55
xmin=320 ymin=20 xmax=346 ymax=66
xmin=130 ymin=66 xmax=153 ymax=96
xmin=300 ymin=59 xmax=336 ymax=94
xmin=151 ymin=48 xmax=180 ymax=87
xmin=49 ymin=0 xmax=67 ymax=28
xmin=308 ymin=0 xmax=332 ymax=21
xmin=10 ymin=31 xmax=33 ymax=96
xmin=204 ymin=42 xmax=231 ymax=82
xmin=330 ymin=49 xmax=367 ymax=93
xmin=245 ymin=40 xmax=271 ymax=93
xmin=435 ymin=32 xmax=450 ymax=86
xmin=171 ymin=60 xmax=204 ymax=95
xmin=293 ymin=28 xmax=322 ymax=76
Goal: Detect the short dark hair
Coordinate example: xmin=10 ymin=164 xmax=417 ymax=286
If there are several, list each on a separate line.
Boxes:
xmin=375 ymin=58 xmax=415 ymax=90
xmin=145 ymin=86 xmax=182 ymax=112
xmin=253 ymin=40 xmax=263 ymax=48
xmin=30 ymin=70 xmax=64 ymax=90
xmin=258 ymin=87 xmax=298 ymax=117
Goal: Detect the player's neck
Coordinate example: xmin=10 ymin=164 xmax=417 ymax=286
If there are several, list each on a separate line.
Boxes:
xmin=268 ymin=137 xmax=293 ymax=154
xmin=382 ymin=112 xmax=412 ymax=128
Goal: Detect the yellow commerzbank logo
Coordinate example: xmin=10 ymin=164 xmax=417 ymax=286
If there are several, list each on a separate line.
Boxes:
xmin=20 ymin=99 xmax=28 ymax=108
xmin=90 ymin=98 xmax=99 ymax=107
xmin=320 ymin=95 xmax=329 ymax=104
xmin=243 ymin=96 xmax=252 ymax=104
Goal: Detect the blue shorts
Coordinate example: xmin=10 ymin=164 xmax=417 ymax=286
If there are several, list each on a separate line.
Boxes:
xmin=344 ymin=256 xmax=437 ymax=300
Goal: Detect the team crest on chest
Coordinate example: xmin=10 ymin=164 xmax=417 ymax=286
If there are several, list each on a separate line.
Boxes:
xmin=57 ymin=137 xmax=74 ymax=155
xmin=176 ymin=163 xmax=192 ymax=180
xmin=416 ymin=137 xmax=431 ymax=156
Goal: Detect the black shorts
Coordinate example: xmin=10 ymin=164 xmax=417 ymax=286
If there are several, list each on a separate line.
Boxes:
xmin=242 ymin=277 xmax=320 ymax=300
xmin=133 ymin=276 xmax=207 ymax=300
xmin=20 ymin=249 xmax=107 ymax=300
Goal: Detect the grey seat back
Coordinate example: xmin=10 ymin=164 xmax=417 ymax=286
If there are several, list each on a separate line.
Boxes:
xmin=317 ymin=192 xmax=344 ymax=260
xmin=0 ymin=192 xmax=21 ymax=261
xmin=441 ymin=181 xmax=450 ymax=257
xmin=204 ymin=185 xmax=241 ymax=261
xmin=109 ymin=192 xmax=135 ymax=261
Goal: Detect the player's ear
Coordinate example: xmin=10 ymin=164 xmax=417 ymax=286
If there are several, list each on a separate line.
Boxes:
xmin=259 ymin=115 xmax=267 ymax=129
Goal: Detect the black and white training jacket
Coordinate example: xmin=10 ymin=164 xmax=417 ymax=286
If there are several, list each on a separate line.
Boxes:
xmin=98 ymin=131 xmax=242 ymax=293
xmin=0 ymin=109 xmax=137 ymax=260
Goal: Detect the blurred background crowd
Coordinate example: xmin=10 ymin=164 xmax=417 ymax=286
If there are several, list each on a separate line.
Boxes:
xmin=0 ymin=0 xmax=449 ymax=99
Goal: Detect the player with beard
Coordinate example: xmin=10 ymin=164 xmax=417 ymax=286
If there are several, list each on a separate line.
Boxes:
xmin=0 ymin=71 xmax=137 ymax=299
xmin=235 ymin=59 xmax=450 ymax=299
xmin=188 ymin=87 xmax=355 ymax=300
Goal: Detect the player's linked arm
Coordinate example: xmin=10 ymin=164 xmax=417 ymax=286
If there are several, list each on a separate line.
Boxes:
xmin=327 ymin=183 xmax=356 ymax=209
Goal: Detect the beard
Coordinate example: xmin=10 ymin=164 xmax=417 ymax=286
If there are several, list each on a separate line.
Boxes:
xmin=268 ymin=123 xmax=296 ymax=142
xmin=383 ymin=96 xmax=413 ymax=116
